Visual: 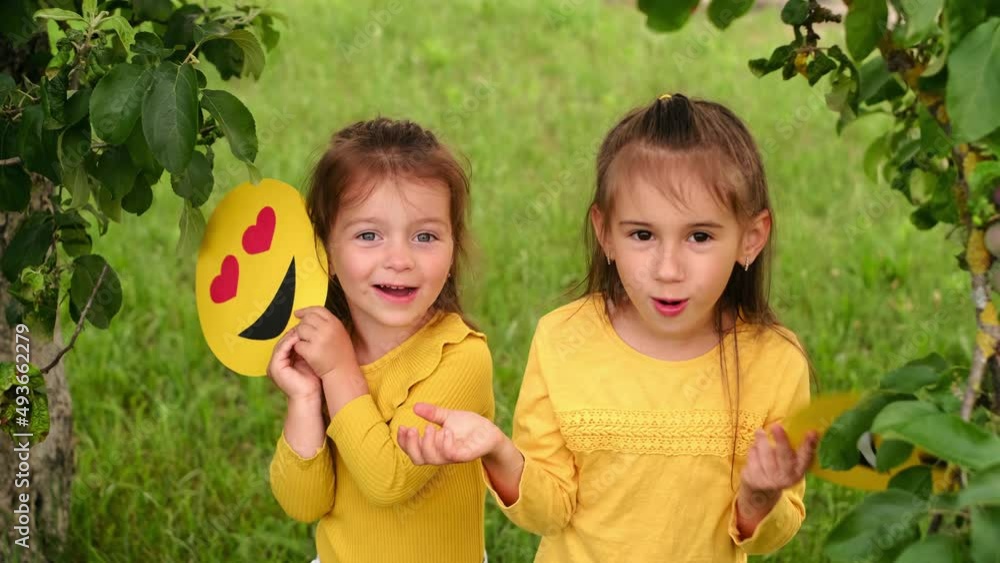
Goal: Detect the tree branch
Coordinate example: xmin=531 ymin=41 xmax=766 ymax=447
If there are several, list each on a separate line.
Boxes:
xmin=40 ymin=262 xmax=109 ymax=374
xmin=0 ymin=157 xmax=22 ymax=167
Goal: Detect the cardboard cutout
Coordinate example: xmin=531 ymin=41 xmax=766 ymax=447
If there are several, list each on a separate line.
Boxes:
xmin=196 ymin=179 xmax=329 ymax=376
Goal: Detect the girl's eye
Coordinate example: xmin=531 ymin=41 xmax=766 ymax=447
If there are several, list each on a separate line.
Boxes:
xmin=415 ymin=232 xmax=438 ymax=243
xmin=357 ymin=232 xmax=378 ymax=242
xmin=630 ymin=230 xmax=653 ymax=242
xmin=689 ymin=232 xmax=712 ymax=243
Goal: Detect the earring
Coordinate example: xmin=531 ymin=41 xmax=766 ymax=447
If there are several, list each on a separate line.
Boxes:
xmin=606 ymin=255 xmax=612 ymax=266
xmin=743 ymin=255 xmax=751 ymax=272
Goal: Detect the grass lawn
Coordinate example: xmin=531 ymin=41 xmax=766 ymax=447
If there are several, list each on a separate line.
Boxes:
xmin=63 ymin=0 xmax=972 ymax=561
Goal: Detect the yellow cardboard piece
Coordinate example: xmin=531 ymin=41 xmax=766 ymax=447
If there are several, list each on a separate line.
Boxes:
xmin=196 ymin=179 xmax=329 ymax=376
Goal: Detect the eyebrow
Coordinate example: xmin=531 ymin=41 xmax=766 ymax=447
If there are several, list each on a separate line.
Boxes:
xmin=618 ymin=220 xmax=725 ymax=229
xmin=342 ymin=217 xmax=450 ymax=229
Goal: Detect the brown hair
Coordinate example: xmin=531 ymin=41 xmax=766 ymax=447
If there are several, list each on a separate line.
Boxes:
xmin=305 ymin=117 xmax=472 ymax=332
xmin=579 ymin=94 xmax=814 ymax=484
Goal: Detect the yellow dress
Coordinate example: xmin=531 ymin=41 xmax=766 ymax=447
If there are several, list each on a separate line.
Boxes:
xmin=270 ymin=311 xmax=494 ymax=563
xmin=484 ymin=296 xmax=810 ymax=563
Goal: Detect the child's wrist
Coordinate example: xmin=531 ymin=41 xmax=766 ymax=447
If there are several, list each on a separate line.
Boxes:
xmin=483 ymin=430 xmax=516 ymax=467
xmin=288 ymin=391 xmax=323 ymax=410
xmin=737 ymin=485 xmax=781 ymax=518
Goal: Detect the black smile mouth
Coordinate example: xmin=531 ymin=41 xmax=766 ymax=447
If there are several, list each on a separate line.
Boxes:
xmin=239 ymin=258 xmax=296 ymax=340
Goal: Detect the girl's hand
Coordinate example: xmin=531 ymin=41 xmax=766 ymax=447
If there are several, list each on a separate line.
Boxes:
xmin=267 ymin=329 xmax=322 ymax=401
xmin=741 ymin=424 xmax=818 ymax=494
xmin=292 ymin=306 xmax=355 ymax=378
xmin=397 ymin=403 xmax=504 ymax=465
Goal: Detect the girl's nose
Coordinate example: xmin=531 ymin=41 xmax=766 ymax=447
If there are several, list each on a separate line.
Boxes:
xmin=652 ymin=247 xmax=684 ymax=282
xmin=384 ymin=240 xmax=415 ymax=271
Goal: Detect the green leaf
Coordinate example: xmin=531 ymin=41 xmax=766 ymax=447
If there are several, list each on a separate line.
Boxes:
xmin=41 ymin=71 xmax=68 ymax=129
xmin=177 ymin=201 xmax=206 ymax=256
xmin=247 ymin=161 xmax=262 ymax=185
xmin=946 ymin=18 xmax=1000 ymax=142
xmin=56 ymin=210 xmax=92 ymax=257
xmin=875 ymin=439 xmax=914 ymax=472
xmin=69 ymin=254 xmax=122 ymax=329
xmin=122 ymin=174 xmax=153 ymax=216
xmin=142 ymin=62 xmax=198 ymax=174
xmin=637 ymin=0 xmax=700 ymax=32
xmin=707 ymin=0 xmax=753 ymax=29
xmin=971 ymin=506 xmax=1000 ymax=563
xmin=28 ymin=388 xmax=49 ymax=442
xmin=131 ymin=31 xmax=175 ymax=60
xmin=0 ymin=166 xmax=31 ymax=212
xmin=781 ymin=0 xmax=810 ymax=25
xmin=879 ymin=363 xmax=942 ymax=394
xmin=97 ymin=15 xmax=136 ymax=53
xmin=133 ymin=0 xmax=174 ymax=22
xmin=946 ymin=0 xmax=988 ymax=48
xmin=90 ymin=63 xmax=155 ymax=145
xmin=95 ymin=183 xmax=123 ymax=223
xmin=870 ymin=399 xmax=939 ymax=429
xmin=0 ymin=362 xmax=16 ymax=393
xmin=0 ymin=73 xmax=15 ymax=103
xmin=200 ymin=89 xmax=258 ymax=163
xmin=806 ymin=51 xmax=837 ymax=85
xmin=969 ymin=161 xmax=1000 ymax=197
xmin=959 ymin=464 xmax=1000 ymax=507
xmin=94 ymin=146 xmax=139 ymax=199
xmin=858 ymin=56 xmax=892 ymax=103
xmin=820 ymin=392 xmax=905 ymax=470
xmin=64 ymin=88 xmax=91 ymax=127
xmin=845 ymin=0 xmax=888 ymax=61
xmin=864 ymin=132 xmax=889 ymax=182
xmin=17 ymin=105 xmax=61 ymax=182
xmin=1 ymin=213 xmax=55 ymax=282
xmin=170 ymin=150 xmax=213 ymax=206
xmin=748 ymin=44 xmax=795 ymax=78
xmin=897 ymin=0 xmax=944 ymax=46
xmin=873 ymin=401 xmax=1000 ymax=470
xmin=889 ymin=465 xmax=934 ymax=498
xmin=202 ymin=29 xmax=266 ymax=79
xmin=82 ymin=0 xmax=96 ymax=19
xmin=894 ymin=535 xmax=963 ymax=563
xmin=124 ymin=118 xmax=162 ymax=178
xmin=33 ymin=8 xmax=85 ymax=23
xmin=918 ymin=105 xmax=951 ymax=156
xmin=824 ymin=489 xmax=924 ymax=562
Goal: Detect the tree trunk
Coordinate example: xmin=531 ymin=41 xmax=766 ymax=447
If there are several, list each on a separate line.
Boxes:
xmin=1 ymin=183 xmax=75 ymax=562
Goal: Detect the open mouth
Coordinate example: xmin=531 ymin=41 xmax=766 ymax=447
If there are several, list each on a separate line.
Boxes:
xmin=239 ymin=258 xmax=296 ymax=340
xmin=373 ymin=283 xmax=418 ymax=302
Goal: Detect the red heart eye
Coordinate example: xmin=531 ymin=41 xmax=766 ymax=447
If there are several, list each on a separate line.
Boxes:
xmin=210 ymin=255 xmax=239 ymax=303
xmin=243 ymin=206 xmax=276 ymax=255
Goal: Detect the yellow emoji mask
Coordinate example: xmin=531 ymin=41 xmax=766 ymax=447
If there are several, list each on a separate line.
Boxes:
xmin=784 ymin=392 xmax=946 ymax=491
xmin=196 ymin=179 xmax=329 ymax=376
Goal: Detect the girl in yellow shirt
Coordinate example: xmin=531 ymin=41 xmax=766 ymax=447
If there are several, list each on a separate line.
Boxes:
xmin=398 ymin=94 xmax=820 ymax=562
xmin=266 ymin=117 xmax=494 ymax=563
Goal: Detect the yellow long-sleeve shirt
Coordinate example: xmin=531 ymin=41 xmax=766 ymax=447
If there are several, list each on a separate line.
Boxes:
xmin=485 ymin=296 xmax=811 ymax=563
xmin=269 ymin=311 xmax=494 ymax=563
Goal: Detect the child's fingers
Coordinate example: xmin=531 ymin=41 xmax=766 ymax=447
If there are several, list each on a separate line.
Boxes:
xmin=443 ymin=428 xmax=455 ymax=460
xmin=771 ymin=425 xmax=798 ymax=477
xmin=754 ymin=430 xmax=778 ymax=479
xmin=295 ymin=321 xmax=319 ymax=341
xmin=413 ymin=402 xmax=449 ymax=425
xmin=796 ymin=430 xmax=819 ymax=475
xmin=433 ymin=423 xmax=448 ymax=461
xmin=419 ymin=425 xmax=441 ymax=464
xmin=402 ymin=427 xmax=426 ymax=465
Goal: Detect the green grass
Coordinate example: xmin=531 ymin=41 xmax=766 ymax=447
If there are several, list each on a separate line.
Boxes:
xmin=63 ymin=1 xmax=971 ymax=561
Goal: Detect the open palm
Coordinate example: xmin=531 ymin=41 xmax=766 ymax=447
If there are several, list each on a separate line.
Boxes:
xmin=397 ymin=403 xmax=503 ymax=465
